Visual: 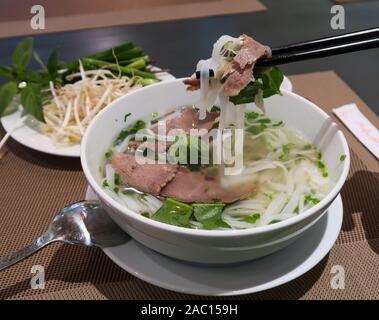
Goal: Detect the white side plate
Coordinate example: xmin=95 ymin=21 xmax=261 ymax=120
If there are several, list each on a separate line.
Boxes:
xmin=0 ymin=71 xmax=176 ymax=157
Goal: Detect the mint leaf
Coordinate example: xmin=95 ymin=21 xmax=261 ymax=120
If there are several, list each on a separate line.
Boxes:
xmin=152 ymin=198 xmax=193 ymax=227
xmin=0 ymin=82 xmax=18 ymax=116
xmin=20 ymin=83 xmax=45 ymax=122
xmin=12 ymin=38 xmax=34 ymax=71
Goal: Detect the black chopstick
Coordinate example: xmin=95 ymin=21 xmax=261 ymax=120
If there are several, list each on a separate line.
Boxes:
xmin=257 ymin=37 xmax=379 ymax=67
xmin=194 ymin=27 xmax=379 ymax=79
xmin=270 ymin=27 xmax=379 ymax=55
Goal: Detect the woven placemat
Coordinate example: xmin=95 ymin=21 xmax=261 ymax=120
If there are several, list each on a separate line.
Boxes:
xmin=0 ymin=71 xmax=378 ymax=300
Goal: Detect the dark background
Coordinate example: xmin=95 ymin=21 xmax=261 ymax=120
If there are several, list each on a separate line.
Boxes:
xmin=1 ymin=0 xmax=378 ymax=115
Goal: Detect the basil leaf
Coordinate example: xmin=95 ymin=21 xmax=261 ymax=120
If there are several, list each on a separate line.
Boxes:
xmin=229 ymin=80 xmax=262 ymax=105
xmin=0 ymin=82 xmax=18 ymax=116
xmin=259 ymin=66 xmax=283 ymax=98
xmin=193 ymin=203 xmax=229 ymax=229
xmin=47 ymin=48 xmax=59 ymax=79
xmin=20 ymin=83 xmax=45 ymax=122
xmin=0 ymin=65 xmax=14 ymax=79
xmin=152 ymin=198 xmax=193 ymax=227
xmin=229 ymin=66 xmax=284 ymax=105
xmin=12 ymin=37 xmax=34 ymax=71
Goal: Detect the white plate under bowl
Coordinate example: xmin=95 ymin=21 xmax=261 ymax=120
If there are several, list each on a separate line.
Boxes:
xmin=1 ymin=75 xmax=292 ymax=157
xmin=86 ymin=186 xmax=342 ymax=296
xmin=0 ymin=71 xmax=176 ymax=158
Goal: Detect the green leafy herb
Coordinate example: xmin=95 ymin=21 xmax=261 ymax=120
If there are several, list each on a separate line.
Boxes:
xmin=304 ymin=194 xmax=320 ymax=205
xmin=102 ymin=180 xmax=109 ymax=188
xmin=0 ymin=65 xmax=13 ymax=79
xmin=340 ymin=154 xmax=347 ymax=161
xmin=114 ymin=173 xmax=121 ymax=186
xmin=124 ymin=112 xmax=132 ymax=122
xmin=244 ymin=213 xmax=261 ymax=224
xmin=317 ymin=160 xmax=329 ymax=177
xmin=193 ymin=203 xmax=229 ymax=229
xmin=303 ymin=144 xmax=313 ymax=150
xmin=152 ymin=198 xmax=193 ymax=228
xmin=105 ymin=150 xmax=112 ymax=159
xmin=114 ymin=120 xmax=146 ymax=145
xmin=20 ymin=83 xmax=45 ymax=122
xmin=141 ymin=211 xmax=150 ymax=218
xmin=229 ymin=66 xmax=284 ymax=105
xmin=0 ymin=82 xmax=18 ymax=116
xmin=245 ymin=111 xmax=260 ymax=121
xmin=47 ymin=48 xmax=59 ymax=80
xmin=12 ymin=37 xmax=34 ymax=71
xmin=211 ymin=105 xmax=220 ymax=112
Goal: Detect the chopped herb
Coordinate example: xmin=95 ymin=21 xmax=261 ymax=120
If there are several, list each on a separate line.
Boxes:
xmin=244 ymin=213 xmax=261 ymax=224
xmin=258 ymin=118 xmax=271 ymax=124
xmin=113 ymin=186 xmax=119 ymax=193
xmin=114 ymin=119 xmax=146 ymax=145
xmin=141 ymin=211 xmax=150 ymax=218
xmin=273 ymin=120 xmax=284 ymax=127
xmin=114 ymin=173 xmax=121 ymax=186
xmin=124 ymin=112 xmax=131 ymax=122
xmin=303 ymin=144 xmax=313 ymax=150
xmin=211 ymin=105 xmax=220 ymax=112
xmin=304 ymin=194 xmax=320 ymax=205
xmin=105 ymin=150 xmax=112 ymax=159
xmin=246 ymin=125 xmax=265 ymax=135
xmin=340 ymin=154 xmax=347 ymax=161
xmin=317 ymin=160 xmax=329 ymax=177
xmin=102 ymin=180 xmax=109 ymax=188
xmin=269 ymin=219 xmax=281 ymax=225
xmin=293 ymin=206 xmax=299 ymax=214
xmin=245 ymin=111 xmax=260 ymax=121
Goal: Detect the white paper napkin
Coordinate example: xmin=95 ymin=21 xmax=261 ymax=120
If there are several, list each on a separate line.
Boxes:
xmin=333 ymin=103 xmax=379 ymax=159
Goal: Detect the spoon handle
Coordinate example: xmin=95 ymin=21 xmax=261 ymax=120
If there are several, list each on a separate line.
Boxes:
xmin=0 ymin=232 xmax=55 ymax=272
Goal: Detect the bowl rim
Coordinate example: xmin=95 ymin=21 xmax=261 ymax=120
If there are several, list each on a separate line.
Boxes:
xmin=81 ymin=78 xmax=350 ymax=238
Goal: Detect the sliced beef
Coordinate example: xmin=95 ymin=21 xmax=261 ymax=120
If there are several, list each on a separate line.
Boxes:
xmin=223 ymin=35 xmax=270 ymax=96
xmin=151 ymin=108 xmax=219 ymax=135
xmin=112 ymin=152 xmax=177 ymax=196
xmin=183 ymin=34 xmax=271 ymax=97
xmin=160 ymin=167 xmax=255 ymax=203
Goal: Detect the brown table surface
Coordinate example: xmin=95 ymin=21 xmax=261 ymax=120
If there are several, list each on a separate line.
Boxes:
xmin=0 ymin=71 xmax=378 ymax=300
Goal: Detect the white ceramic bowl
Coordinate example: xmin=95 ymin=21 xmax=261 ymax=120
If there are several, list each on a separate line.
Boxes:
xmin=81 ymin=79 xmax=350 ymax=264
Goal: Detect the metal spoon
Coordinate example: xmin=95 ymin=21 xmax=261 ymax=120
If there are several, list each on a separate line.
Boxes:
xmin=0 ymin=201 xmax=129 ymax=272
